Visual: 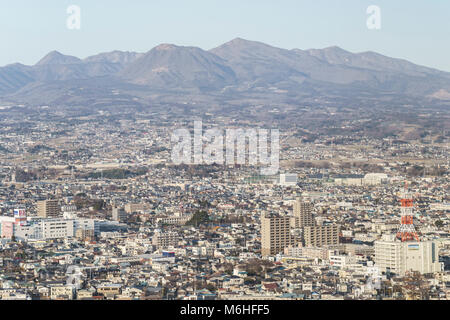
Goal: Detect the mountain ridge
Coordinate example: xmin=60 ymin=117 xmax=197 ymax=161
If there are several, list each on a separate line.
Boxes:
xmin=1 ymin=38 xmax=449 ymax=105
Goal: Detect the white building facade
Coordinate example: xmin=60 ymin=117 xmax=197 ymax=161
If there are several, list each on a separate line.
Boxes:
xmin=375 ymin=240 xmax=442 ymax=275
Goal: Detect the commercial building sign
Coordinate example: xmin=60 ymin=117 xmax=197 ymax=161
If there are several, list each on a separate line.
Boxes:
xmin=14 ymin=209 xmax=26 ymax=218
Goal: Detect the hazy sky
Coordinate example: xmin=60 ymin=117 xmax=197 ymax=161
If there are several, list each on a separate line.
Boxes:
xmin=2 ymin=0 xmax=450 ymax=71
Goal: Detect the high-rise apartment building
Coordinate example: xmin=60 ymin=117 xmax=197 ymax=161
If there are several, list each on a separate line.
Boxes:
xmin=292 ymin=197 xmax=315 ymax=228
xmin=152 ymin=230 xmax=179 ymax=249
xmin=303 ymin=224 xmax=340 ymax=247
xmin=112 ymin=207 xmax=127 ymax=222
xmin=37 ymin=200 xmax=61 ymax=218
xmin=261 ymin=214 xmax=298 ymax=256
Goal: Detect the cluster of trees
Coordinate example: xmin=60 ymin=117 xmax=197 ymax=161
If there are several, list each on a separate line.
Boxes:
xmin=191 ymin=281 xmax=217 ymax=293
xmin=405 ymin=165 xmax=447 ymax=177
xmin=222 ymin=263 xmax=234 ymax=275
xmin=197 ymin=199 xmax=211 ymax=208
xmin=294 ymin=161 xmax=330 ymax=169
xmin=27 ymin=144 xmax=54 ymax=154
xmin=244 ymin=259 xmax=275 ymax=277
xmin=173 ymin=164 xmax=223 ymax=178
xmin=143 ymin=146 xmax=168 ymax=155
xmin=0 ymin=145 xmax=10 ymax=153
xmin=340 ymin=162 xmax=385 ymax=173
xmin=186 ymin=210 xmax=209 ymax=227
xmin=86 ymin=167 xmax=148 ymax=179
xmin=216 ymin=215 xmax=247 ymax=224
xmin=14 ymin=167 xmax=62 ymax=182
xmin=73 ymin=195 xmax=105 ymax=211
xmin=435 ymin=220 xmax=444 ymax=228
xmin=14 ymin=169 xmax=37 ymax=182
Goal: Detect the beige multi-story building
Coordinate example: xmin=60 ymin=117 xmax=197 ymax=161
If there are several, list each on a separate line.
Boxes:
xmin=76 ymin=289 xmax=94 ymax=300
xmin=75 ymin=228 xmax=95 ymax=241
xmin=50 ymin=286 xmax=74 ymax=300
xmin=375 ymin=239 xmax=442 ymax=275
xmin=152 ymin=230 xmax=179 ymax=249
xmin=112 ymin=207 xmax=127 ymax=222
xmin=124 ymin=202 xmax=152 ymax=213
xmin=37 ymin=199 xmax=60 ymax=218
xmin=261 ymin=214 xmax=297 ymax=256
xmin=292 ymin=197 xmax=315 ymax=228
xmin=156 ymin=215 xmax=191 ymax=225
xmin=301 ymin=245 xmax=341 ymax=260
xmin=303 ymin=224 xmax=340 ymax=247
xmin=96 ymin=284 xmax=122 ymax=298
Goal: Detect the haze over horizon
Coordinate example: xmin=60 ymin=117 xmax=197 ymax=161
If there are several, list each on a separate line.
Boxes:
xmin=2 ymin=0 xmax=450 ymax=72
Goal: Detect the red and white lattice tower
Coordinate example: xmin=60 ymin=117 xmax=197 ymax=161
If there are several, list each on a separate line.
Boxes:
xmin=396 ymin=183 xmax=419 ymax=242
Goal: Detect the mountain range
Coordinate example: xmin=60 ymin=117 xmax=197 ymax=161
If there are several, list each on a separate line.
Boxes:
xmin=1 ymin=38 xmax=450 ymax=107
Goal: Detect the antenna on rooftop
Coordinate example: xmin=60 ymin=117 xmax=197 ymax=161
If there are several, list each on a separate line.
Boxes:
xmin=396 ymin=181 xmax=419 ymax=242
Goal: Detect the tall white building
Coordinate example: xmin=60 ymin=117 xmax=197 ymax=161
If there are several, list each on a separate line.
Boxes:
xmin=375 ymin=239 xmax=442 ymax=275
xmin=14 ymin=218 xmax=99 ymax=241
xmin=42 ymin=219 xmax=74 ymax=239
xmin=112 ymin=207 xmax=127 ymax=222
xmin=363 ymin=173 xmax=389 ymax=185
